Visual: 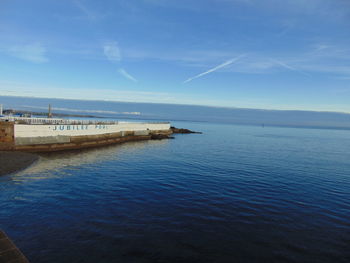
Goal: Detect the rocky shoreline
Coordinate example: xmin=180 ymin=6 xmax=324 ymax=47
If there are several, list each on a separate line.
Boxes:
xmin=151 ymin=127 xmax=202 ymax=140
xmin=170 ymin=126 xmax=202 ymax=134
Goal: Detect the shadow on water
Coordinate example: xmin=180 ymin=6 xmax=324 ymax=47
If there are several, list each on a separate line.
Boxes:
xmin=2 ymin=122 xmax=350 ymax=263
xmin=10 ymin=139 xmax=170 ymax=182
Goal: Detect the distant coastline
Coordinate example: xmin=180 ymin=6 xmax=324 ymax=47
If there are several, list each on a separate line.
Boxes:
xmin=2 ymin=109 xmax=103 ymax=119
xmin=1 ymin=95 xmax=350 ymax=130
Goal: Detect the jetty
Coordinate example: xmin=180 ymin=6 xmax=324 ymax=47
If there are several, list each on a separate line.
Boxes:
xmin=0 ymin=230 xmax=29 ymax=263
xmin=0 ymin=116 xmax=172 ymax=152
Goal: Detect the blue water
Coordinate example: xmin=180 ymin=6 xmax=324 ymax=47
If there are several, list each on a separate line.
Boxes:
xmin=2 ymin=95 xmax=350 ymax=129
xmin=1 ymin=121 xmax=350 ymax=262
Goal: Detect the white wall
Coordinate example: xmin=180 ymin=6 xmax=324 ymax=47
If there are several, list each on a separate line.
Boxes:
xmin=14 ymin=122 xmax=170 ymax=138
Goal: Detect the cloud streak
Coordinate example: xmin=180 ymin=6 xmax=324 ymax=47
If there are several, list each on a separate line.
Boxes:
xmin=102 ymin=42 xmax=138 ymax=82
xmin=118 ymin=68 xmax=137 ymax=82
xmin=270 ymin=58 xmax=311 ymax=77
xmin=8 ymin=43 xmax=48 ymax=63
xmin=183 ymin=54 xmax=245 ymax=83
xmin=0 ymin=81 xmax=179 ymax=104
xmin=74 ymin=0 xmax=97 ymax=21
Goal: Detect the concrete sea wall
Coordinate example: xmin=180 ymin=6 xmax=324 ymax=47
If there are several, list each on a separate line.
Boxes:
xmin=0 ymin=122 xmax=14 ymax=151
xmin=14 ymin=122 xmax=170 ymax=137
xmin=0 ymin=122 xmax=171 ymax=152
xmin=0 ymin=230 xmax=29 ymax=262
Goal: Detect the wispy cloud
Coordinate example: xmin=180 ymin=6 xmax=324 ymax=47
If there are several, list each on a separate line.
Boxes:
xmin=102 ymin=41 xmax=138 ymax=82
xmin=314 ymin=44 xmax=329 ymax=52
xmin=183 ymin=54 xmax=245 ymax=83
xmin=334 ymin=76 xmax=350 ymax=80
xmin=103 ymin=42 xmax=121 ymax=62
xmin=118 ymin=68 xmax=137 ymax=82
xmin=8 ymin=43 xmax=48 ymax=63
xmin=0 ymin=81 xmax=178 ymax=104
xmin=74 ymin=0 xmax=98 ymax=21
xmin=117 ymin=45 xmax=350 ymax=78
xmin=270 ymin=58 xmax=311 ymax=77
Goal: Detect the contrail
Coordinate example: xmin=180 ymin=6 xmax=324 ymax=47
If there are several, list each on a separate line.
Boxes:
xmin=118 ymin=68 xmax=137 ymax=82
xmin=270 ymin=58 xmax=311 ymax=77
xmin=74 ymin=0 xmax=97 ymax=21
xmin=102 ymin=41 xmax=138 ymax=82
xmin=183 ymin=54 xmax=245 ymax=84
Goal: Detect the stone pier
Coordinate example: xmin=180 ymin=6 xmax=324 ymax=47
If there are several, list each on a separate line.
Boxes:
xmin=0 ymin=230 xmax=29 ymax=263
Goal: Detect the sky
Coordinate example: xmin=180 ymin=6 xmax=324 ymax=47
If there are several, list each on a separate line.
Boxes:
xmin=0 ymin=0 xmax=350 ymax=112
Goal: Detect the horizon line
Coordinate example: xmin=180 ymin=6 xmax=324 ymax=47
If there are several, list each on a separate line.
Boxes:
xmin=0 ymin=94 xmax=350 ymax=115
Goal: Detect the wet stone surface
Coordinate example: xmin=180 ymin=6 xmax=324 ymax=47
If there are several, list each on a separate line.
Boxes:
xmin=0 ymin=230 xmax=29 ymax=263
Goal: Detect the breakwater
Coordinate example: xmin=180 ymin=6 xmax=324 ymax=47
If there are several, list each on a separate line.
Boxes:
xmin=0 ymin=120 xmax=171 ymax=152
xmin=0 ymin=230 xmax=29 ymax=262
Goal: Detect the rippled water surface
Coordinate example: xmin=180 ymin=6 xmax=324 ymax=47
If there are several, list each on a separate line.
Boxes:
xmin=1 ymin=122 xmax=350 ymax=262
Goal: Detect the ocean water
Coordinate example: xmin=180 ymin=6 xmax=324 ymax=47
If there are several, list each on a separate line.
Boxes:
xmin=2 ymin=95 xmax=350 ymax=129
xmin=1 ymin=121 xmax=350 ymax=262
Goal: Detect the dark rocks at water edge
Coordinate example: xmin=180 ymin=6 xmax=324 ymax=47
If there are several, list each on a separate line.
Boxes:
xmin=170 ymin=126 xmax=202 ymax=134
xmin=151 ymin=127 xmax=201 ymax=139
xmin=151 ymin=134 xmax=174 ymax=140
xmin=0 ymin=151 xmax=38 ymax=176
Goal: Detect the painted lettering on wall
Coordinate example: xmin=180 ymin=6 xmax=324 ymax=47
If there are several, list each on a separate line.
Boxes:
xmin=95 ymin=125 xmax=108 ymax=129
xmin=52 ymin=125 xmax=90 ymax=131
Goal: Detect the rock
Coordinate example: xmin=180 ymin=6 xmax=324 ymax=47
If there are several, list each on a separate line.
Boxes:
xmin=170 ymin=127 xmax=202 ymax=134
xmin=151 ymin=134 xmax=174 ymax=140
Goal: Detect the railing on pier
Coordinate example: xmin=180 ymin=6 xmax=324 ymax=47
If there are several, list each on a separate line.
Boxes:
xmin=0 ymin=116 xmax=119 ymax=125
xmin=0 ymin=116 xmax=169 ymax=125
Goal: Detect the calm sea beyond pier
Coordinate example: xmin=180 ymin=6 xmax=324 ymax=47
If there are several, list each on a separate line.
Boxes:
xmin=2 ymin=0 xmax=350 ymax=261
xmin=1 ymin=106 xmax=350 ymax=262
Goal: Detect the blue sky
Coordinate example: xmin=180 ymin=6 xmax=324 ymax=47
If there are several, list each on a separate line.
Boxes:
xmin=1 ymin=0 xmax=350 ymax=112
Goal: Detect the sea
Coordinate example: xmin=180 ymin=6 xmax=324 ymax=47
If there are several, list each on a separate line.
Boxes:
xmin=0 ymin=96 xmax=350 ymax=262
